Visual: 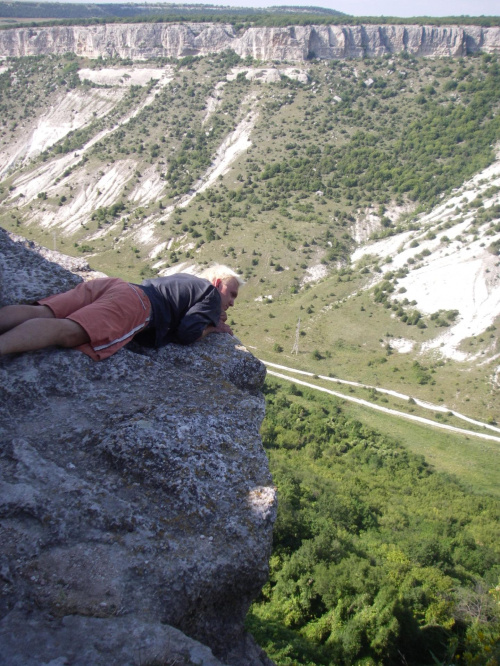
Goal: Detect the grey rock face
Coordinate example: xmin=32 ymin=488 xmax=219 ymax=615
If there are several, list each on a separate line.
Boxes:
xmin=0 ymin=229 xmax=107 ymax=306
xmin=0 ymin=611 xmax=227 ymax=666
xmin=0 ymin=228 xmax=83 ymax=306
xmin=0 ymin=22 xmax=499 ymax=60
xmin=0 ymin=229 xmax=276 ymax=665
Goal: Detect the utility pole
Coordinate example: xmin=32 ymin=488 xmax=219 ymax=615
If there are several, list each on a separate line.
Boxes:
xmin=291 ymin=317 xmax=300 ymax=355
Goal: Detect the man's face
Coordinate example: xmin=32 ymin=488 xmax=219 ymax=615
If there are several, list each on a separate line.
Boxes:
xmin=216 ymin=277 xmax=239 ymax=312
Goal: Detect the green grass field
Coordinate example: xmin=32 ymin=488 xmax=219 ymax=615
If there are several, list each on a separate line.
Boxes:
xmin=340 ymin=401 xmax=500 ymax=498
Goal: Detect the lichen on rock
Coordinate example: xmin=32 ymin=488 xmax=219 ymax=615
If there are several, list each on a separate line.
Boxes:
xmin=0 ymin=228 xmax=276 ymax=665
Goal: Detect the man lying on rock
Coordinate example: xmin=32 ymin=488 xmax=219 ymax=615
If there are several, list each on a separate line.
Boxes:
xmin=0 ymin=265 xmax=242 ymax=361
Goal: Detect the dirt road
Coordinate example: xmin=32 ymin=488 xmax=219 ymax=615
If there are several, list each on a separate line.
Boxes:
xmin=263 ymin=361 xmax=500 ymax=444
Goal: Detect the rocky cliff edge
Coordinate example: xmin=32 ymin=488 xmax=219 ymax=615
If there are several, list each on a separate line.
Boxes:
xmin=0 ymin=227 xmax=276 ymax=666
xmin=0 ymin=23 xmax=499 ymax=60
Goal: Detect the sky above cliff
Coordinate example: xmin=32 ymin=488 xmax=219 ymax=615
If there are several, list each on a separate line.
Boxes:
xmin=40 ymin=0 xmax=499 ymax=17
xmin=327 ymin=0 xmax=498 ymax=15
xmin=237 ymin=0 xmax=496 ymax=16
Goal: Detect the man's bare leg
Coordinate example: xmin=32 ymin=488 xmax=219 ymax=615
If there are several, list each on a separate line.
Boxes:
xmin=0 ymin=316 xmax=89 ymax=356
xmin=0 ymin=304 xmax=55 ymax=333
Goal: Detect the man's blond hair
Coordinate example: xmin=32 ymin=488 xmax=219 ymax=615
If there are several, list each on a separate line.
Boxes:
xmin=198 ymin=264 xmax=245 ymax=286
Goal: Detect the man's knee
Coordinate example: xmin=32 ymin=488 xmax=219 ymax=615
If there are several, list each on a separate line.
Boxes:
xmin=36 ymin=305 xmax=56 ymax=319
xmin=0 ymin=304 xmax=54 ymax=333
xmin=56 ymin=319 xmax=90 ymax=348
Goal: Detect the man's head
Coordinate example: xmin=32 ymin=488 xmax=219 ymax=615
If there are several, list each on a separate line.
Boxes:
xmin=199 ymin=265 xmax=244 ymax=312
xmin=214 ymin=276 xmax=240 ymax=311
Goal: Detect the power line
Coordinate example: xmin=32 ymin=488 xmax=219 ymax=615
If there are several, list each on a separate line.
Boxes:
xmin=291 ymin=317 xmax=300 ymax=355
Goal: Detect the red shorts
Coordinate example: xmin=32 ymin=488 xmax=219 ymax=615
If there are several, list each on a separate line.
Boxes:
xmin=38 ymin=278 xmax=151 ymax=361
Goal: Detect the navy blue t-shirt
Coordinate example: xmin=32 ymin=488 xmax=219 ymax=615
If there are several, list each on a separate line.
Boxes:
xmin=135 ymin=274 xmax=221 ymax=347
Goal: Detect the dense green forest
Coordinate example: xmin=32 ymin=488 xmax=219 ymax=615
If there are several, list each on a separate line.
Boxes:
xmin=248 ymin=378 xmax=500 ymax=665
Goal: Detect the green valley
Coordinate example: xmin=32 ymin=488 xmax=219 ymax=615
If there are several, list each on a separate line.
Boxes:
xmin=1 ymin=35 xmax=499 ymax=665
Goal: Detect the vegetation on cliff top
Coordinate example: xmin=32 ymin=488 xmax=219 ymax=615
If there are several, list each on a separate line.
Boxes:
xmin=0 ymin=1 xmax=499 ymax=29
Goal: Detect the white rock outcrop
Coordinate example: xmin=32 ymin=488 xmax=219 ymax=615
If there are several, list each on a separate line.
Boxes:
xmin=0 ymin=23 xmax=499 ymax=61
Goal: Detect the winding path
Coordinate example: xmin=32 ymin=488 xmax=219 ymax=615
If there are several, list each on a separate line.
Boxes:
xmin=261 ymin=360 xmax=500 ymax=444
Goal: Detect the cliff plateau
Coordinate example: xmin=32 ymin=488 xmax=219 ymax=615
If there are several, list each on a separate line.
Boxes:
xmin=0 ymin=22 xmax=499 ymax=60
xmin=0 ymin=228 xmax=276 ymax=665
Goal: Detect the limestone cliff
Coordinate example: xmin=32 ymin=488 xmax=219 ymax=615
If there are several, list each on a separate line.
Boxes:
xmin=0 ymin=22 xmax=499 ymax=60
xmin=0 ymin=227 xmax=276 ymax=665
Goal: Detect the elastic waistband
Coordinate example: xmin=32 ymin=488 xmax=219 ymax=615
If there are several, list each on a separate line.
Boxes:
xmin=128 ymin=283 xmax=150 ymax=310
xmin=129 ymin=283 xmax=153 ymax=328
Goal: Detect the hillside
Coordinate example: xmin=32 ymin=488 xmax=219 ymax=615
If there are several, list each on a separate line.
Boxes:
xmin=0 ymin=48 xmax=499 ymax=427
xmin=0 ymin=1 xmax=346 ymax=22
xmin=1 ymin=35 xmax=500 ymax=666
xmin=1 ymin=2 xmax=499 ymax=28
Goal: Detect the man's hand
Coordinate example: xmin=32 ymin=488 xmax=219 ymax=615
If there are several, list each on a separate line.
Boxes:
xmin=198 ymin=314 xmax=234 ymax=340
xmin=214 ymin=310 xmax=233 ymax=334
xmin=214 ymin=320 xmax=233 ymax=335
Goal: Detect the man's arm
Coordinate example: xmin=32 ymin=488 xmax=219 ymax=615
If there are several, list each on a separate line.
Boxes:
xmin=198 ymin=318 xmax=233 ymax=340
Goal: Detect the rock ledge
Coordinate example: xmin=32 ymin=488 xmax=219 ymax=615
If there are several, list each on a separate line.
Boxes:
xmin=0 ymin=228 xmax=276 ymax=665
